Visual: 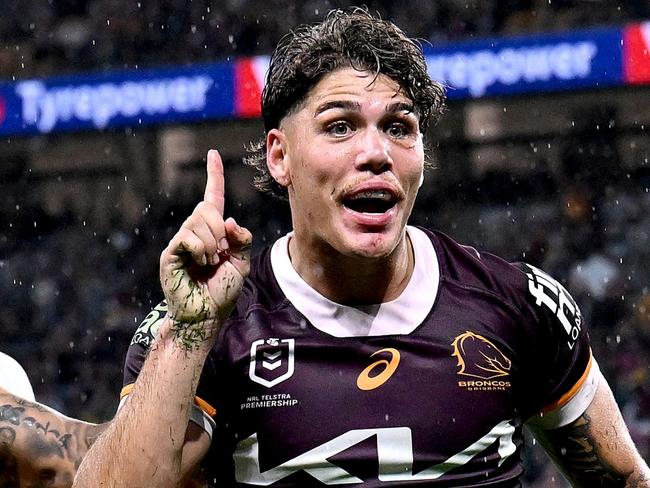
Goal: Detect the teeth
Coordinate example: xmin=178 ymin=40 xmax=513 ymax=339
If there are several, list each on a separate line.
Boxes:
xmin=349 ymin=190 xmax=391 ymax=201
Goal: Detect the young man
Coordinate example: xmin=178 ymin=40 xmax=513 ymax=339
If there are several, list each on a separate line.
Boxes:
xmin=73 ymin=8 xmax=650 ymax=488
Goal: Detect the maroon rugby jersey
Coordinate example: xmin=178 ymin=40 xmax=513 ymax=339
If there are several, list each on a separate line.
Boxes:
xmin=123 ymin=226 xmax=595 ymax=487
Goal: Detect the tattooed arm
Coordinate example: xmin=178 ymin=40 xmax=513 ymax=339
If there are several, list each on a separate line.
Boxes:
xmin=0 ymin=388 xmax=208 ymax=488
xmin=0 ymin=387 xmax=107 ymax=488
xmin=530 ymin=377 xmax=650 ymax=488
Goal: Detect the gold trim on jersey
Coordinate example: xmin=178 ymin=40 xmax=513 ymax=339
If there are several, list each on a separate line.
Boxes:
xmin=541 ymin=352 xmax=593 ymax=413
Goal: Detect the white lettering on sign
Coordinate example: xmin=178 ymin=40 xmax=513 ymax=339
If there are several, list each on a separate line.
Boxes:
xmin=427 ymin=41 xmax=597 ymax=97
xmin=15 ymin=76 xmax=213 ymax=133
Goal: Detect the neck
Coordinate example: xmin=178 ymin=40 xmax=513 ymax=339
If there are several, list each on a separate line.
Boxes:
xmin=288 ymin=231 xmax=414 ymax=306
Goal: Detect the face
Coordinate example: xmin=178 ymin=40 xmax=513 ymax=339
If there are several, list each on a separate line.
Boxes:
xmin=267 ymin=67 xmax=425 ymax=261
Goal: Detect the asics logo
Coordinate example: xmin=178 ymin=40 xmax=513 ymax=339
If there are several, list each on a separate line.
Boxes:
xmin=356 ymin=348 xmax=401 ymax=391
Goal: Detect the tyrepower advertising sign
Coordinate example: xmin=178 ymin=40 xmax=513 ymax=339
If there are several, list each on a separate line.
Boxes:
xmin=0 ymin=22 xmax=648 ymax=137
xmin=0 ymin=62 xmax=232 ymax=137
xmin=425 ymin=26 xmax=623 ymax=99
xmin=233 ymin=25 xmax=635 ymax=116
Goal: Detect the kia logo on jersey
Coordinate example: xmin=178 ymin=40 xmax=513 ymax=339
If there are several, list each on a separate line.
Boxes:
xmin=249 ymin=338 xmax=295 ymax=388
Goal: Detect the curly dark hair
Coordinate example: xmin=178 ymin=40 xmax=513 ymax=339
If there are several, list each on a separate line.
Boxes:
xmin=244 ymin=7 xmax=446 ymax=200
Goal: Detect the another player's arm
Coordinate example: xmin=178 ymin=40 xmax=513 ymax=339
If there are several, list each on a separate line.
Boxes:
xmin=0 ymin=387 xmax=107 ymax=488
xmin=72 ymin=149 xmax=252 ymax=488
xmin=530 ymin=377 xmax=650 ymax=487
xmin=0 ymin=386 xmax=208 ymax=488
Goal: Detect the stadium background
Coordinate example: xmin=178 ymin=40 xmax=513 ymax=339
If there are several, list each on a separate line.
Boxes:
xmin=1 ymin=1 xmax=649 ymax=485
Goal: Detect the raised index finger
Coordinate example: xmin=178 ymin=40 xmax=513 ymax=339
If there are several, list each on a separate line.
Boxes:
xmin=204 ymin=149 xmax=225 ymax=215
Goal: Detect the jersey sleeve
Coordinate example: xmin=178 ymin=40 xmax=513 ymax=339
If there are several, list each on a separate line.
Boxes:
xmin=515 ymin=263 xmax=598 ymax=429
xmin=120 ymin=300 xmax=217 ymax=437
xmin=0 ymin=352 xmax=35 ymax=401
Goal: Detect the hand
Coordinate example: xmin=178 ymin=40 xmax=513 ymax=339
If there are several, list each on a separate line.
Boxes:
xmin=159 ymin=149 xmax=252 ymax=349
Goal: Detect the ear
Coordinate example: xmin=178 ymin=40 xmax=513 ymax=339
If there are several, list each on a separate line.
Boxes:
xmin=266 ymin=128 xmax=291 ymax=188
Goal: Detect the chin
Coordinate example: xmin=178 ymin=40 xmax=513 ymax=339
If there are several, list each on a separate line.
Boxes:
xmin=339 ymin=227 xmax=403 ymax=260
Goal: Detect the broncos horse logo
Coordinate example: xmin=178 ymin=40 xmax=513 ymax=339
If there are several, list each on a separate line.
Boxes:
xmin=451 ymin=331 xmax=511 ymax=379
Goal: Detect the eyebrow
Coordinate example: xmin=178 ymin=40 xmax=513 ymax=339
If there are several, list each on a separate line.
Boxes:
xmin=313 ymin=100 xmax=360 ymax=116
xmin=313 ymin=100 xmax=418 ymax=118
xmin=388 ymin=101 xmax=418 ymax=117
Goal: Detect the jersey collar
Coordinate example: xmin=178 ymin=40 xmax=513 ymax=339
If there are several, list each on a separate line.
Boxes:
xmin=270 ymin=226 xmax=439 ymax=337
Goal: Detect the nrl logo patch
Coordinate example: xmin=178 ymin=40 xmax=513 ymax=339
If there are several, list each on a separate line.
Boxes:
xmin=248 ymin=338 xmax=295 ymax=388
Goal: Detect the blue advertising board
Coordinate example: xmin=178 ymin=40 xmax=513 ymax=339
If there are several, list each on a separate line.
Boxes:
xmin=0 ymin=62 xmax=233 ymax=137
xmin=425 ymin=26 xmax=623 ymax=99
xmin=0 ymin=23 xmax=640 ymax=137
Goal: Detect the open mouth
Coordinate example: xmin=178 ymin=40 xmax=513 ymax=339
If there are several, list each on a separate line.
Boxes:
xmin=342 ymin=189 xmax=398 ymax=214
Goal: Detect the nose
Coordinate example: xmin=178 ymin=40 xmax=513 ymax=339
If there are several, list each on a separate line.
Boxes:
xmin=354 ymin=127 xmax=392 ymax=174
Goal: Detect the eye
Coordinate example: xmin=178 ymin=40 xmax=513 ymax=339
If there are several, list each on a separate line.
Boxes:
xmin=385 ymin=121 xmax=413 ymax=139
xmin=326 ymin=121 xmax=353 ymax=137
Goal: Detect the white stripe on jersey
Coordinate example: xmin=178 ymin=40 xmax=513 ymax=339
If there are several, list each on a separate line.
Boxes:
xmin=526 ymin=357 xmax=601 ymax=429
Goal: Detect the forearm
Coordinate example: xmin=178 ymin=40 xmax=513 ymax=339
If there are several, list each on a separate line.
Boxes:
xmin=75 ymin=148 xmax=251 ymax=487
xmin=0 ymin=389 xmax=106 ymax=488
xmin=531 ymin=379 xmax=650 ymax=487
xmin=73 ymin=315 xmax=215 ymax=488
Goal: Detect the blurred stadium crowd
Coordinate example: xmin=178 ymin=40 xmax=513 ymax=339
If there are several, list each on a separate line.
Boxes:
xmin=1 ymin=1 xmax=650 ymax=485
xmin=1 ymin=0 xmax=649 ymax=79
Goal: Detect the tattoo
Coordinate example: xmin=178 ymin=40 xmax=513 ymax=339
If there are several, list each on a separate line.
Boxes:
xmin=0 ymin=404 xmax=67 ymax=458
xmin=0 ymin=394 xmax=108 ymax=487
xmin=0 ymin=404 xmax=24 ymax=426
xmin=541 ymin=412 xmax=630 ymax=487
xmin=15 ymin=397 xmax=49 ymax=414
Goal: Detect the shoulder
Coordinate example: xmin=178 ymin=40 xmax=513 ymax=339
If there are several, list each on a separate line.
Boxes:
xmin=421 ymin=227 xmax=584 ymax=340
xmin=421 ymin=228 xmax=531 ymax=303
